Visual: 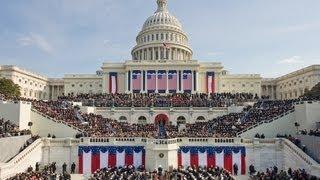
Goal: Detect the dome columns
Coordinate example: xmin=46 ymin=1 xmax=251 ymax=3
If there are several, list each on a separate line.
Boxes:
xmin=132 ymin=46 xmax=192 ymax=61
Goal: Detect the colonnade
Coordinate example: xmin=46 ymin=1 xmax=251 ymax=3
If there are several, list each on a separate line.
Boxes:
xmin=125 ymin=70 xmax=198 ymax=93
xmin=133 ymin=47 xmax=191 ymax=61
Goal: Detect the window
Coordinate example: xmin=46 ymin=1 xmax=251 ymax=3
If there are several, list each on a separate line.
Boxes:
xmin=138 ymin=116 xmax=147 ymax=124
xmin=99 ymin=84 xmax=102 ymax=87
xmin=152 ymin=34 xmax=154 ymax=41
xmin=79 ymin=84 xmax=83 ymax=87
xmin=161 ymin=33 xmax=164 ymax=40
xmin=119 ymin=116 xmax=127 ymax=121
xmin=196 ymin=116 xmax=205 ymax=121
xmin=71 ymin=84 xmax=75 ymax=87
xmin=242 ymin=84 xmax=245 ymax=87
xmin=177 ymin=116 xmax=186 ymax=124
xmin=156 ymin=34 xmax=159 ymax=40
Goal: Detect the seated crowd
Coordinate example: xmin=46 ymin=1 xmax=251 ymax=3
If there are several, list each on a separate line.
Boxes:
xmin=58 ymin=93 xmax=258 ymax=108
xmin=31 ymin=97 xmax=297 ymax=138
xmin=300 ymin=129 xmax=320 ymax=137
xmin=7 ymin=162 xmax=71 ymax=180
xmin=251 ymin=166 xmax=318 ymax=180
xmin=0 ymin=118 xmax=31 ymax=138
xmin=89 ymin=166 xmax=234 ymax=180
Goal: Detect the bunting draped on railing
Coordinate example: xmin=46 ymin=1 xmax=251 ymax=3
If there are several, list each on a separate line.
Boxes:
xmin=178 ymin=146 xmax=246 ymax=175
xmin=78 ymin=146 xmax=145 ymax=174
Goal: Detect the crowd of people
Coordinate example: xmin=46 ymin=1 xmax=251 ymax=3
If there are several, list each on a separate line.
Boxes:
xmin=30 ymin=98 xmax=298 ymax=138
xmin=300 ymin=129 xmax=320 ymax=137
xmin=251 ymin=167 xmax=318 ymax=180
xmin=0 ymin=118 xmax=31 ymax=138
xmin=89 ymin=166 xmax=234 ymax=180
xmin=58 ymin=93 xmax=258 ymax=108
xmin=7 ymin=162 xmax=71 ymax=180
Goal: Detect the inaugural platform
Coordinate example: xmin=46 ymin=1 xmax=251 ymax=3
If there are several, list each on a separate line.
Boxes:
xmin=0 ymin=0 xmax=319 ymax=179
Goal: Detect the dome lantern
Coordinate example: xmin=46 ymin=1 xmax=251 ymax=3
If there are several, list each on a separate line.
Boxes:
xmin=156 ymin=0 xmax=168 ymax=12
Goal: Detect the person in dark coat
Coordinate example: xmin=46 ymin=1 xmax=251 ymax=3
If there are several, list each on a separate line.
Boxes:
xmin=71 ymin=162 xmax=76 ymax=174
xmin=233 ymin=163 xmax=238 ymax=176
xmin=249 ymin=164 xmax=256 ymax=175
xmin=62 ymin=162 xmax=67 ymax=173
xmin=35 ymin=162 xmax=40 ymax=171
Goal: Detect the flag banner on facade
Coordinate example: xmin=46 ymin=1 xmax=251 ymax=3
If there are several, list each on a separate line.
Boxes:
xmin=178 ymin=146 xmax=246 ymax=175
xmin=147 ymin=70 xmax=156 ymax=92
xmin=207 ymin=72 xmax=215 ymax=94
xmin=168 ymin=70 xmax=177 ymax=92
xmin=183 ymin=70 xmax=192 ymax=92
xmin=132 ymin=70 xmax=142 ymax=92
xmin=78 ymin=146 xmax=145 ymax=174
xmin=157 ymin=70 xmax=167 ymax=93
xmin=109 ymin=72 xmax=117 ymax=94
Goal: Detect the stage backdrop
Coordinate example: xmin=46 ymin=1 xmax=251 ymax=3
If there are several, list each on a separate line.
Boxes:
xmin=178 ymin=146 xmax=246 ymax=175
xmin=78 ymin=146 xmax=145 ymax=174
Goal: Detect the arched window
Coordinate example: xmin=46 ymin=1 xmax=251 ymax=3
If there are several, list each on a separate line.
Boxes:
xmin=177 ymin=116 xmax=186 ymax=124
xmin=138 ymin=116 xmax=147 ymax=124
xmin=119 ymin=116 xmax=127 ymax=121
xmin=196 ymin=116 xmax=205 ymax=121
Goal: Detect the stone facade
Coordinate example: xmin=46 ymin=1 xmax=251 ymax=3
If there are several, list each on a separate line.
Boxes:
xmin=262 ymin=65 xmax=320 ymax=99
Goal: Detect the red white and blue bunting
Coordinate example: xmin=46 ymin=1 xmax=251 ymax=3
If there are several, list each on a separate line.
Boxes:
xmin=178 ymin=146 xmax=246 ymax=175
xmin=78 ymin=146 xmax=145 ymax=174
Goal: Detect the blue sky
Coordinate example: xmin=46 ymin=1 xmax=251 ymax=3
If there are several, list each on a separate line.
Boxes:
xmin=0 ymin=0 xmax=319 ymax=78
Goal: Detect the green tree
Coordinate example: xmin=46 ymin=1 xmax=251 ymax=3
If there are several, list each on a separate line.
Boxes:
xmin=304 ymin=82 xmax=320 ymax=98
xmin=0 ymin=78 xmax=21 ymax=97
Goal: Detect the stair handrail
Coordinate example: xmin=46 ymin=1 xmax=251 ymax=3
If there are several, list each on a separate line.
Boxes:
xmin=0 ymin=138 xmax=43 ymax=179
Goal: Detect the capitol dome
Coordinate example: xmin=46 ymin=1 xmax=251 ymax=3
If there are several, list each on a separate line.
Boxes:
xmin=131 ymin=0 xmax=193 ymax=61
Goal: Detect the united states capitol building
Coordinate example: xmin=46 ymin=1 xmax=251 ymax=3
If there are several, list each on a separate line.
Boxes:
xmin=1 ymin=0 xmax=318 ymax=101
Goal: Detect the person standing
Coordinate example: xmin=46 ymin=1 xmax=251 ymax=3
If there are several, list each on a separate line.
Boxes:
xmin=71 ymin=162 xmax=76 ymax=174
xmin=233 ymin=163 xmax=238 ymax=176
xmin=62 ymin=162 xmax=67 ymax=173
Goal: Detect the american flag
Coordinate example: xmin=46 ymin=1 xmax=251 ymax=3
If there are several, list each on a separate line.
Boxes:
xmin=183 ymin=71 xmax=192 ymax=91
xmin=157 ymin=71 xmax=167 ymax=91
xmin=147 ymin=71 xmax=156 ymax=92
xmin=207 ymin=72 xmax=215 ymax=93
xmin=163 ymin=43 xmax=170 ymax=49
xmin=132 ymin=71 xmax=141 ymax=92
xmin=168 ymin=71 xmax=177 ymax=92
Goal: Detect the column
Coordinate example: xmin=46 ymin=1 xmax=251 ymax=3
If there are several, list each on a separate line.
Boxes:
xmin=158 ymin=47 xmax=160 ymax=60
xmin=165 ymin=48 xmax=167 ymax=59
xmin=155 ymin=71 xmax=158 ymax=93
xmin=140 ymin=70 xmax=143 ymax=93
xmin=130 ymin=70 xmax=133 ymax=93
xmin=166 ymin=70 xmax=169 ymax=93
xmin=145 ymin=70 xmax=148 ymax=93
xmin=191 ymin=71 xmax=194 ymax=94
xmin=195 ymin=71 xmax=199 ymax=93
xmin=176 ymin=71 xmax=179 ymax=93
xmin=151 ymin=48 xmax=154 ymax=60
xmin=181 ymin=71 xmax=184 ymax=93
xmin=125 ymin=71 xmax=128 ymax=93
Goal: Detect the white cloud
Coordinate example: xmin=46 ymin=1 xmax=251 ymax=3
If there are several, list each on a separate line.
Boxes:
xmin=278 ymin=56 xmax=304 ymax=64
xmin=17 ymin=33 xmax=54 ymax=54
